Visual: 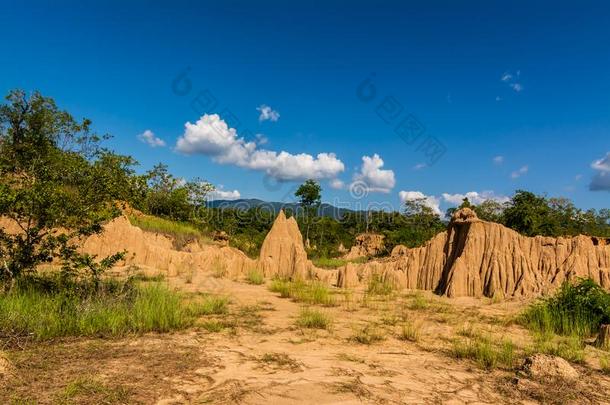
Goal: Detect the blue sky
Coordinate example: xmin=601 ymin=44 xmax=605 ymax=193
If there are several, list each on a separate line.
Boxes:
xmin=1 ymin=0 xmax=609 ymax=213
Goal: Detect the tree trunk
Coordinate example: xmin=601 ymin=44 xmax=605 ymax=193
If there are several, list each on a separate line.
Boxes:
xmin=595 ymin=324 xmax=610 ymax=350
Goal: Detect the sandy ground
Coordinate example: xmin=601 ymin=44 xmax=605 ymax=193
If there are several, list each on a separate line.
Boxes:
xmin=2 ymin=271 xmax=610 ymax=404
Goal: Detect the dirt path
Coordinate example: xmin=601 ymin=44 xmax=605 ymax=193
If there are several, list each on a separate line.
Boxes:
xmin=3 ymin=274 xmax=610 ymax=404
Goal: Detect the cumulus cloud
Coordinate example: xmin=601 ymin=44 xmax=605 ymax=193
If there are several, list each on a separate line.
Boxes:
xmin=351 ymin=154 xmax=396 ymax=193
xmin=511 ymin=165 xmax=529 ymax=179
xmin=500 ymin=71 xmax=523 ymax=94
xmin=209 ymin=188 xmax=241 ymax=200
xmin=175 ymin=114 xmax=344 ymax=181
xmin=590 ymin=152 xmax=610 ymax=191
xmin=442 ymin=191 xmax=509 ymax=206
xmin=257 ymin=104 xmax=280 ymax=122
xmin=398 ymin=191 xmax=442 ymax=216
xmin=501 ymin=73 xmax=513 ymax=82
xmin=137 ymin=130 xmax=166 ymax=148
xmin=493 ymin=155 xmax=504 ymax=165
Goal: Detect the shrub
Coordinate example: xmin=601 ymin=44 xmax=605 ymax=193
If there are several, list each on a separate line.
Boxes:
xmin=295 ymin=308 xmax=332 ymax=330
xmin=530 ymin=332 xmax=585 ymax=364
xmin=521 ymin=278 xmax=610 ymax=338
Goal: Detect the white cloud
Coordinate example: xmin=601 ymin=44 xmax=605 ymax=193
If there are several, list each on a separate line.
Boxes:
xmin=413 ymin=163 xmax=427 ymax=170
xmin=511 ymin=165 xmax=529 ymax=179
xmin=501 ymin=73 xmax=513 ymax=82
xmin=495 ymin=96 xmax=502 ymax=102
xmin=329 ymin=178 xmax=345 ymax=190
xmin=209 ymin=188 xmax=241 ymax=200
xmin=510 ymin=83 xmax=523 ymax=92
xmin=257 ymin=104 xmax=280 ymax=122
xmin=442 ymin=191 xmax=509 ymax=206
xmin=137 ymin=130 xmax=166 ymax=148
xmin=175 ymin=114 xmax=344 ymax=181
xmin=351 ymin=154 xmax=396 ymax=193
xmin=398 ymin=191 xmax=441 ymax=216
xmin=590 ymin=152 xmax=610 ymax=191
xmin=493 ymin=155 xmax=504 ymax=165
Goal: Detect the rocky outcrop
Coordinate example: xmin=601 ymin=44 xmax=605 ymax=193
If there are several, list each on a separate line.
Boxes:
xmin=337 ymin=208 xmax=610 ymax=298
xmin=343 ymin=233 xmax=385 ymax=259
xmin=81 ymin=216 xmax=254 ymax=279
xmin=520 ymin=355 xmax=579 ymax=380
xmin=257 ymin=210 xmax=315 ymax=280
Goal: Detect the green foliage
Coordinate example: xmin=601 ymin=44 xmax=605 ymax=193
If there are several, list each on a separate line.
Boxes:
xmin=0 ymin=276 xmax=205 ymax=339
xmin=246 ymin=268 xmax=265 ymax=285
xmin=521 ymin=278 xmax=610 ymax=337
xmin=295 ymin=179 xmax=322 ymax=211
xmin=530 ymin=332 xmax=585 ymax=363
xmin=366 ymin=274 xmax=394 ymax=295
xmin=269 ymin=278 xmax=336 ymax=306
xmin=295 ymin=308 xmax=332 ymax=329
xmin=0 ymin=90 xmax=131 ymax=284
xmin=128 ymin=214 xmax=206 ymax=249
xmin=451 ymin=335 xmax=515 ymax=369
xmin=399 ymin=321 xmax=421 ymax=342
xmin=352 ymin=324 xmax=385 ymax=344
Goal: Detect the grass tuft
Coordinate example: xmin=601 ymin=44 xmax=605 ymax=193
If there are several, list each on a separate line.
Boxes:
xmin=451 ymin=335 xmax=515 ymax=369
xmin=520 ymin=278 xmax=610 ymax=338
xmin=352 ymin=324 xmax=385 ymax=344
xmin=366 ymin=274 xmax=394 ymax=296
xmin=128 ymin=215 xmax=207 ymax=249
xmin=269 ymin=279 xmax=336 ymax=306
xmin=246 ymin=268 xmax=265 ymax=285
xmin=295 ymin=308 xmax=332 ymax=330
xmin=399 ymin=321 xmax=422 ymax=342
xmin=0 ymin=275 xmax=221 ymax=340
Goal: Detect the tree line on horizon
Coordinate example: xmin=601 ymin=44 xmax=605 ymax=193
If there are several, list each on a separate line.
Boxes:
xmin=1 ymin=90 xmax=609 ymax=286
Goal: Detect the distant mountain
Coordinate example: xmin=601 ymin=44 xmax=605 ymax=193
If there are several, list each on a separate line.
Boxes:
xmin=206 ymin=198 xmax=356 ymax=220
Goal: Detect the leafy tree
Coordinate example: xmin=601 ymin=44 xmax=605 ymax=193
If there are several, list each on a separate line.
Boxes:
xmin=0 ymin=90 xmax=128 ymax=286
xmin=503 ymin=190 xmax=552 ymax=236
xmin=295 ymin=179 xmax=322 ymax=242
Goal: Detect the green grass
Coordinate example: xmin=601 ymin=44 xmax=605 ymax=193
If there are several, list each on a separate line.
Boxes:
xmin=56 ymin=376 xmax=130 ymax=404
xmin=269 ymin=279 xmax=336 ymax=306
xmin=406 ymin=292 xmax=430 ymax=310
xmin=246 ymin=268 xmax=265 ymax=285
xmin=352 ymin=324 xmax=385 ymax=344
xmin=128 ymin=214 xmax=208 ymax=249
xmin=520 ymin=278 xmax=610 ymax=338
xmin=312 ymin=256 xmax=368 ymax=269
xmin=189 ymin=295 xmax=230 ymax=316
xmin=399 ymin=321 xmax=421 ymax=342
xmin=451 ymin=335 xmax=515 ymax=369
xmin=601 ymin=355 xmax=610 ymax=375
xmin=530 ymin=332 xmax=585 ymax=364
xmin=0 ymin=276 xmax=225 ymax=340
xmin=366 ymin=274 xmax=394 ymax=296
xmin=295 ymin=308 xmax=332 ymax=330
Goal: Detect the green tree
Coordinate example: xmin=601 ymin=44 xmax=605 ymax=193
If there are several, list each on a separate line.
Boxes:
xmin=295 ymin=179 xmax=322 ymax=242
xmin=0 ymin=90 xmax=128 ymax=286
xmin=503 ymin=190 xmax=553 ymax=236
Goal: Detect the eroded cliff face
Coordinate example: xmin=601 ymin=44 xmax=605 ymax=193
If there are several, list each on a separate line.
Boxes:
xmin=337 ymin=208 xmax=610 ymax=297
xmin=80 ymin=216 xmax=254 ymax=279
xmin=343 ymin=233 xmax=385 ymax=260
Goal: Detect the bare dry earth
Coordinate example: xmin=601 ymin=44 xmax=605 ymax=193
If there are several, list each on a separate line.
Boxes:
xmin=2 ymin=271 xmax=610 ymax=405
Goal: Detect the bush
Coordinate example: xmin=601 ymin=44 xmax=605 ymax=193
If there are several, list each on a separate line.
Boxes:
xmin=0 ymin=275 xmax=211 ymax=339
xmin=521 ymin=278 xmax=610 ymax=337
